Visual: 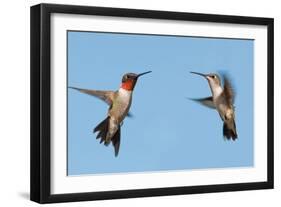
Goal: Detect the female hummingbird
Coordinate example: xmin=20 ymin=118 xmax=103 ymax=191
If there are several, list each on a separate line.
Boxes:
xmin=190 ymin=71 xmax=238 ymax=140
xmin=70 ymin=71 xmax=152 ymax=156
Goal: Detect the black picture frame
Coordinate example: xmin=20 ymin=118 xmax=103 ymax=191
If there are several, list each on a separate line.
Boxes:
xmin=30 ymin=3 xmax=274 ymax=204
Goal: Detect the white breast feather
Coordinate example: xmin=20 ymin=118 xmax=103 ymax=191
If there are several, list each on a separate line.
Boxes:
xmin=213 ymin=86 xmax=223 ymax=99
xmin=119 ymin=88 xmax=132 ymax=102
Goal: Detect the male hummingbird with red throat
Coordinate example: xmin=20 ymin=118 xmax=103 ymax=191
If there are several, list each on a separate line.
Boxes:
xmin=69 ymin=71 xmax=152 ymax=156
xmin=190 ymin=71 xmax=238 ymax=140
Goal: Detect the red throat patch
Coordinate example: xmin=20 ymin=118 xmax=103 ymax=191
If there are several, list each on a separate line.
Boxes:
xmin=121 ymin=80 xmax=134 ymax=91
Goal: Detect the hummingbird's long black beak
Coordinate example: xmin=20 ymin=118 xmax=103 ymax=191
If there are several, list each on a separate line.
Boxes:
xmin=190 ymin=71 xmax=207 ymax=78
xmin=137 ymin=71 xmax=152 ymax=78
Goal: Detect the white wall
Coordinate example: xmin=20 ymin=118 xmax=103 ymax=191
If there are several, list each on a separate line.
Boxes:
xmin=0 ymin=0 xmax=279 ymax=206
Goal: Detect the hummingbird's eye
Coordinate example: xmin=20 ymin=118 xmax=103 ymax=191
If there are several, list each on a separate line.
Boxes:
xmin=212 ymin=75 xmax=216 ymax=79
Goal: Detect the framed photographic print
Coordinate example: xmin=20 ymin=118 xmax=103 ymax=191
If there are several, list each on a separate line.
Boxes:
xmin=30 ymin=3 xmax=274 ymax=203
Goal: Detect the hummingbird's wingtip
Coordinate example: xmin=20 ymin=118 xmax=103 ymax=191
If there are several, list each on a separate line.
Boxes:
xmin=68 ymin=86 xmax=80 ymax=90
xmin=187 ymin=97 xmax=200 ymax=103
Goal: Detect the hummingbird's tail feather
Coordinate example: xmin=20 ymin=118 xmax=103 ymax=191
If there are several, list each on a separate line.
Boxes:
xmin=93 ymin=117 xmax=121 ymax=156
xmin=223 ymin=120 xmax=238 ymax=140
xmin=112 ymin=127 xmax=121 ymax=157
xmin=94 ymin=117 xmax=110 ymax=145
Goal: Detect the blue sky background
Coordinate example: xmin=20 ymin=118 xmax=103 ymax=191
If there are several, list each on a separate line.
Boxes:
xmin=67 ymin=31 xmax=254 ymax=176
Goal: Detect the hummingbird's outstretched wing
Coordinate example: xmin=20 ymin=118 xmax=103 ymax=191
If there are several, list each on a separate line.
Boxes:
xmin=189 ymin=97 xmax=216 ymax=109
xmin=222 ymin=75 xmax=235 ymax=106
xmin=70 ymin=87 xmax=134 ymax=118
xmin=69 ymin=86 xmax=114 ymax=105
